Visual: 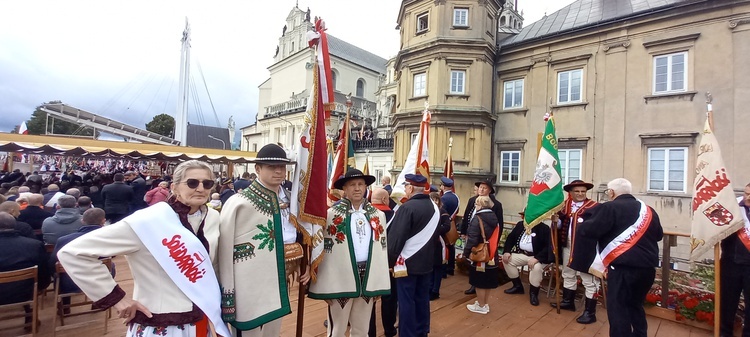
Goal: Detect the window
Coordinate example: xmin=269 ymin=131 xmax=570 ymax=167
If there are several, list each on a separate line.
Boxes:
xmin=558 ymin=149 xmax=582 ymax=184
xmin=410 ymin=132 xmax=418 ymax=145
xmin=558 ymin=69 xmax=583 ymax=104
xmin=331 ymin=70 xmax=337 ymax=90
xmin=356 ymin=79 xmax=365 ymax=97
xmin=503 ymin=79 xmax=524 ymax=109
xmin=417 ymin=12 xmax=429 ymax=33
xmin=500 ymin=151 xmax=521 ymax=183
xmin=291 ymin=42 xmax=294 ymax=52
xmin=252 ymin=143 xmax=257 ymax=152
xmin=653 ymin=52 xmax=686 ymax=94
xmin=375 ymin=169 xmax=383 ymax=185
xmin=453 ymin=8 xmax=468 ymax=27
xmin=648 ymin=147 xmax=687 ymax=192
xmin=500 ymin=16 xmax=506 ymax=26
xmin=413 ymin=73 xmax=426 ymax=97
xmin=450 ymin=70 xmax=465 ymax=94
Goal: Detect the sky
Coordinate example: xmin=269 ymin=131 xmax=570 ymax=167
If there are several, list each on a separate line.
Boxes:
xmin=0 ymin=0 xmax=570 ymax=143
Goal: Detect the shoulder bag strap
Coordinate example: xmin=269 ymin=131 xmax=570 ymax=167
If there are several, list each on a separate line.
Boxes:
xmin=478 ymin=215 xmax=487 ymax=242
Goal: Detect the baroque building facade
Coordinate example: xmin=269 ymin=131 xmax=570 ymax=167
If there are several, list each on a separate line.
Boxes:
xmin=494 ymin=0 xmax=750 ymax=259
xmin=240 ymin=5 xmax=394 ymax=179
xmin=393 ymin=0 xmax=503 ymax=204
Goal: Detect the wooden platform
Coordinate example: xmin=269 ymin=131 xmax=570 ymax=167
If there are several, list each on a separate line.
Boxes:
xmin=0 ymin=256 xmax=713 ymax=336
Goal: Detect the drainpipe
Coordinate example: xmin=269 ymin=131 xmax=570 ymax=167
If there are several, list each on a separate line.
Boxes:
xmin=490 ymin=4 xmax=505 ymax=181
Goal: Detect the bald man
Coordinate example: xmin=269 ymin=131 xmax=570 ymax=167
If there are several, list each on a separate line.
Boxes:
xmin=0 ymin=201 xmax=35 ymax=239
xmin=370 ymin=187 xmax=397 ymax=336
xmin=18 ymin=194 xmax=53 ymax=240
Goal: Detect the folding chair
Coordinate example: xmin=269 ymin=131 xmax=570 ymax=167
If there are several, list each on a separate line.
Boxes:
xmin=52 ymin=258 xmax=112 ymax=336
xmin=0 ymin=266 xmax=39 ymax=337
xmin=40 ymin=244 xmax=56 ymax=309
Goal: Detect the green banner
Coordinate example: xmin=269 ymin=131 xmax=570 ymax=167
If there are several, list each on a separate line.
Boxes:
xmin=524 ymin=116 xmax=564 ymax=231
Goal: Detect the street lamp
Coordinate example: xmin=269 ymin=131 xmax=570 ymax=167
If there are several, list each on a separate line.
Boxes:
xmin=208 ymin=135 xmax=226 ymax=149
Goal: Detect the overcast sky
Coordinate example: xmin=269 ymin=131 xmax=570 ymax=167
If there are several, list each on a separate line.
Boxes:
xmin=0 ymin=0 xmax=570 ymax=140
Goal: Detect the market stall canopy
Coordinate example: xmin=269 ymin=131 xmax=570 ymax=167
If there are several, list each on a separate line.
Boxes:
xmin=0 ymin=132 xmax=257 ymax=164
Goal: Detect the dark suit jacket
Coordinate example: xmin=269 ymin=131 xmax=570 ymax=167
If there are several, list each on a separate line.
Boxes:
xmin=503 ymin=221 xmax=554 ymax=264
xmin=387 ymin=194 xmax=438 ymax=275
xmin=0 ymin=231 xmax=51 ymax=305
xmin=101 ymin=181 xmax=134 ymax=215
xmin=571 ymin=194 xmax=663 ymax=272
xmin=463 ymin=210 xmax=501 ymax=266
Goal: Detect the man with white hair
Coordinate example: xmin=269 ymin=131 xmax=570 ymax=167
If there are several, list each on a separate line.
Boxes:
xmin=65 ymin=188 xmax=81 ymax=200
xmin=41 ymin=195 xmax=83 ymax=244
xmin=571 ymin=178 xmax=663 ymax=337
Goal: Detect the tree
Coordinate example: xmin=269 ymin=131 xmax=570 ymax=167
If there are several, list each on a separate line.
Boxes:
xmin=146 ymin=114 xmax=175 ymax=138
xmin=26 ymin=101 xmax=95 ymax=137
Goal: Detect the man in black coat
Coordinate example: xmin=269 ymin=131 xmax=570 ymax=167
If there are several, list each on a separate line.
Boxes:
xmin=501 ymin=209 xmax=554 ymax=306
xmin=369 ymin=187 xmax=397 ymax=337
xmin=0 ymin=212 xmax=51 ymax=330
xmin=125 ymin=171 xmax=147 ymax=213
xmin=459 ymin=178 xmax=503 ymax=294
xmin=571 ymin=178 xmax=663 ymax=337
xmin=719 ymin=182 xmax=750 ymax=337
xmin=387 ymin=174 xmax=438 ymax=337
xmin=233 ymin=172 xmax=252 ymax=192
xmin=101 ymin=173 xmax=134 ymax=224
xmin=18 ymin=194 xmax=53 ymax=240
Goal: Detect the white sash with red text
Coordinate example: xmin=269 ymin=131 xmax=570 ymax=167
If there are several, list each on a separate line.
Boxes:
xmin=393 ymin=201 xmax=440 ymax=277
xmin=599 ymin=200 xmax=652 ymax=268
xmin=128 ymin=202 xmax=231 ymax=337
xmin=736 ymin=197 xmax=750 ymax=252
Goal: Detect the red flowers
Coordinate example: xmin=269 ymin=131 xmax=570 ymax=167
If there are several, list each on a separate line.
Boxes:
xmin=333 ymin=216 xmax=343 ymax=225
xmin=683 ymin=297 xmax=699 ymax=310
xmin=336 ymin=232 xmax=345 ymax=242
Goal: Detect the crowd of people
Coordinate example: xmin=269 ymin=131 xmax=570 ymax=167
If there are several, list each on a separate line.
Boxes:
xmin=2 ymin=145 xmax=749 ymax=337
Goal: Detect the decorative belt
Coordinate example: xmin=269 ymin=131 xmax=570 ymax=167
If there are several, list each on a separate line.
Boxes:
xmin=522 ymin=250 xmax=534 ymax=256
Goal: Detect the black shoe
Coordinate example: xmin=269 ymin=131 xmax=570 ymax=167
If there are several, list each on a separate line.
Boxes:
xmin=576 ymin=298 xmax=598 ymax=324
xmin=550 ymin=288 xmax=577 ymax=311
xmin=504 ymin=278 xmax=524 ymax=295
xmin=446 ymin=270 xmax=454 ymax=276
xmin=529 ymin=285 xmax=540 ymax=306
xmin=430 ymin=292 xmax=440 ymax=301
xmin=464 ymin=286 xmax=476 ymax=295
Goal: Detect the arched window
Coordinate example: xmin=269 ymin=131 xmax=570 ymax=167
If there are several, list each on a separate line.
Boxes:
xmin=356 ymin=78 xmax=365 ymax=97
xmin=500 ymin=16 xmax=506 ymax=26
xmin=331 ymin=70 xmax=338 ymax=90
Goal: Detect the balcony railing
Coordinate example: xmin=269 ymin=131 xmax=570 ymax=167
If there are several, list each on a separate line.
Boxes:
xmin=351 ymin=138 xmax=393 ymax=152
xmin=263 ymin=97 xmax=308 ymax=118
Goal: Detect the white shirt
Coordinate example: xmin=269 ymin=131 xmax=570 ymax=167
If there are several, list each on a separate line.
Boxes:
xmin=349 ymin=203 xmax=371 ymax=263
xmin=567 ymin=201 xmax=584 ymax=243
xmin=519 ymin=232 xmax=534 ymax=253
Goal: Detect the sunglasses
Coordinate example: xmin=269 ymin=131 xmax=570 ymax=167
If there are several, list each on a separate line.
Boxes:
xmin=183 ymin=179 xmax=215 ymax=189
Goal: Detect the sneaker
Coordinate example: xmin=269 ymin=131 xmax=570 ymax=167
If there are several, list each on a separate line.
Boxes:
xmin=466 ymin=301 xmax=488 ymax=314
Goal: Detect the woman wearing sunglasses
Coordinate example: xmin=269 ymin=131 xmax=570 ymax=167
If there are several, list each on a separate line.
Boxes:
xmin=58 ymin=160 xmax=231 ymax=337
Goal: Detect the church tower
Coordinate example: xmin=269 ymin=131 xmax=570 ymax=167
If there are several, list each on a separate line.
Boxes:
xmin=393 ymin=0 xmax=504 ymax=202
xmin=273 ymin=5 xmax=313 ymax=63
xmin=499 ymin=0 xmax=523 ymax=30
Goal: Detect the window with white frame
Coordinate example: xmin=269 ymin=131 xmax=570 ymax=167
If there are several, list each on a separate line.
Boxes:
xmin=500 ymin=151 xmax=521 ymax=183
xmin=653 ymin=52 xmax=686 ymax=94
xmin=417 ymin=12 xmax=429 ymax=33
xmin=356 ymin=79 xmax=365 ymax=97
xmin=453 ymin=8 xmax=468 ymax=27
xmin=503 ymin=79 xmax=524 ymax=109
xmin=413 ymin=73 xmax=426 ymax=97
xmin=410 ymin=132 xmax=418 ymax=145
xmin=375 ymin=169 xmax=383 ymax=184
xmin=558 ymin=149 xmax=582 ymax=184
xmin=558 ymin=69 xmax=583 ymax=104
xmin=450 ymin=70 xmax=465 ymax=94
xmin=648 ymin=147 xmax=687 ymax=192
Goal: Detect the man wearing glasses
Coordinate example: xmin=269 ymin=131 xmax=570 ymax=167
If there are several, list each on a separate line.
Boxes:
xmin=218 ymin=144 xmax=310 ymax=337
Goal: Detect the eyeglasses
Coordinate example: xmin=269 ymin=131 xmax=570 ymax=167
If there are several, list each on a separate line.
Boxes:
xmin=183 ymin=179 xmax=215 ymax=190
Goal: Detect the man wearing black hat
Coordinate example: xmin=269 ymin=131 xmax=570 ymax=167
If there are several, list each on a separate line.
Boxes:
xmin=550 ymin=179 xmax=600 ymax=323
xmin=309 ymin=169 xmax=390 ymax=337
xmin=218 ymin=144 xmax=309 ymax=337
xmin=440 ymin=177 xmax=459 ymax=276
xmin=387 ymin=173 xmax=439 ymax=337
xmin=459 ymin=178 xmax=503 ymax=295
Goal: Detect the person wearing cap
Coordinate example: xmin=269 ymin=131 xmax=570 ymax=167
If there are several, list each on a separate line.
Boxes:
xmin=309 ymin=169 xmax=390 ymax=337
xmin=439 ymin=177 xmax=459 ymax=276
xmin=218 ymin=178 xmax=235 ymax=206
xmin=218 ymin=143 xmax=310 ymax=336
xmin=387 ymin=173 xmax=439 ymax=337
xmin=459 ymin=178 xmax=503 ymax=295
xmin=501 ymin=208 xmax=553 ymax=306
xmin=550 ymin=179 xmax=601 ymax=323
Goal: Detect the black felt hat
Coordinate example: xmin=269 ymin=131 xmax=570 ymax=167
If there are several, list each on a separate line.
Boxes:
xmin=563 ymin=179 xmax=594 ymax=192
xmin=474 ymin=178 xmax=496 ymax=194
xmin=250 ymin=144 xmax=295 ymax=165
xmin=333 ymin=168 xmax=376 ymax=190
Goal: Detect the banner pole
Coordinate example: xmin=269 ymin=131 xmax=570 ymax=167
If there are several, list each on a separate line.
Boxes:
xmin=714 ymin=244 xmax=721 ymax=337
xmin=551 ymin=216 xmax=561 ymax=314
xmin=296 ymin=243 xmax=310 ymax=337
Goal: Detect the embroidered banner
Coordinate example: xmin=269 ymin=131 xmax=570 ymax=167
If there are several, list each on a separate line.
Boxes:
xmin=524 ymin=113 xmax=564 ymax=232
xmin=689 ymin=116 xmax=743 ymax=259
xmin=392 ymin=104 xmax=432 ymax=204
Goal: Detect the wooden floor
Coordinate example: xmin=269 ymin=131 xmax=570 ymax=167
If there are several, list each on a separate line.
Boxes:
xmin=1 ymin=256 xmax=713 ymax=337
